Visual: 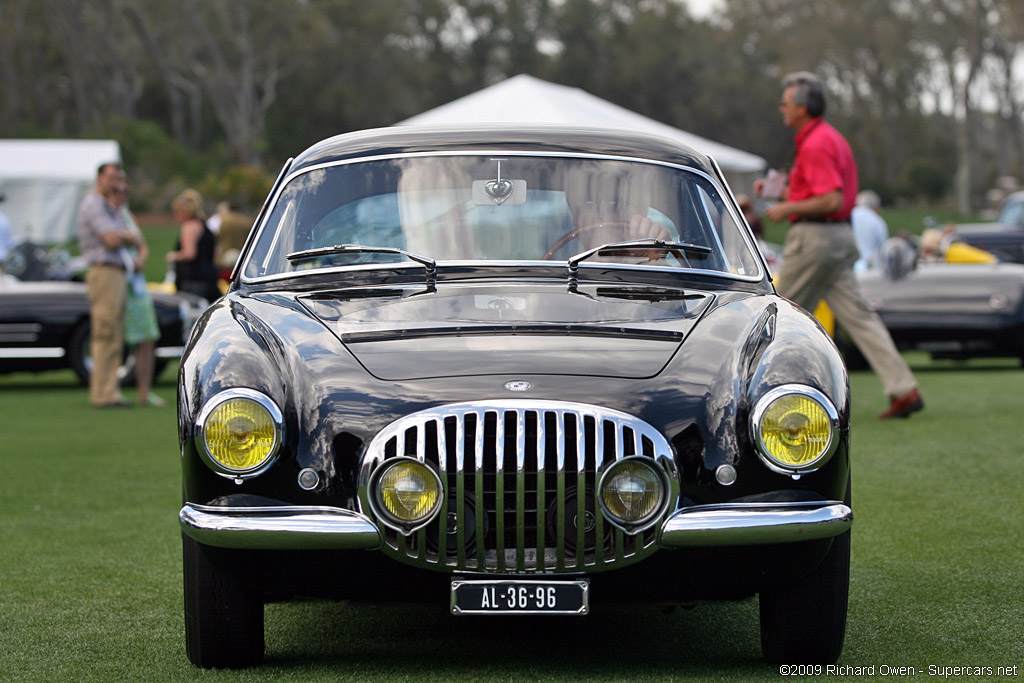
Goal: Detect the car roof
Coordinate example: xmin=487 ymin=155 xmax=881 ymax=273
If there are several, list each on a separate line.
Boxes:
xmin=289 ymin=124 xmax=720 ymax=176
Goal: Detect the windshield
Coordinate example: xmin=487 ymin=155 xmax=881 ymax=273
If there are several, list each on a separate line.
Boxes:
xmin=243 ymin=154 xmax=762 ymax=280
xmin=998 ymin=197 xmax=1023 ymax=228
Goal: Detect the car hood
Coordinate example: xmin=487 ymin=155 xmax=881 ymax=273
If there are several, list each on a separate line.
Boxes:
xmin=182 ymin=286 xmax=845 ymax=492
xmin=294 ymin=283 xmax=714 ymax=380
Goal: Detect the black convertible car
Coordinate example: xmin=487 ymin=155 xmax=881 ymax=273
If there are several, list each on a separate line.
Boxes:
xmin=0 ymin=274 xmax=206 ymax=384
xmin=178 ymin=125 xmax=852 ymax=668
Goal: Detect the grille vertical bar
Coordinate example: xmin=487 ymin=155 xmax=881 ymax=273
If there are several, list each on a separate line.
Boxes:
xmin=362 ymin=400 xmax=673 ymax=574
xmin=415 ymin=424 xmax=427 ymax=561
xmin=575 ymin=414 xmax=586 ymax=569
xmin=472 ymin=412 xmax=485 ymax=568
xmin=515 ymin=410 xmax=526 ymax=572
xmin=594 ymin=415 xmax=606 ymax=566
xmin=535 ymin=412 xmax=546 ymax=568
xmin=555 ymin=411 xmax=567 ymax=570
xmin=494 ymin=410 xmax=505 ymax=572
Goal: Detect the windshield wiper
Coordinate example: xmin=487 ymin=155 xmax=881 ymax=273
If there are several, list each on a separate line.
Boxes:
xmin=286 ymin=244 xmax=437 ymax=285
xmin=566 ymin=238 xmax=713 ymax=275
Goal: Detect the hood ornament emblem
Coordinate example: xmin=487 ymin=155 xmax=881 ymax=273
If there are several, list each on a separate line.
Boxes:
xmin=504 ymin=380 xmax=532 ymax=392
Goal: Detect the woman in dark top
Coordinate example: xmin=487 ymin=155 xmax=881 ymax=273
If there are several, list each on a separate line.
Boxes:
xmin=167 ymin=188 xmax=221 ymax=302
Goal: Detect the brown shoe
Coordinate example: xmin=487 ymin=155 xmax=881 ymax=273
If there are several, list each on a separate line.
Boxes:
xmin=878 ymin=389 xmax=924 ymax=419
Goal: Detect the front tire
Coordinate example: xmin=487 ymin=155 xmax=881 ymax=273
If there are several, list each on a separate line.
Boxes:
xmin=758 ymin=526 xmax=850 ymax=664
xmin=183 ymin=534 xmax=264 ymax=668
xmin=68 ymin=321 xmax=138 ymax=386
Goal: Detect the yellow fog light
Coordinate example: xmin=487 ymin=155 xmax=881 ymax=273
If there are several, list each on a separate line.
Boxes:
xmin=598 ymin=457 xmax=667 ymax=533
xmin=197 ymin=389 xmax=282 ymax=478
xmin=372 ymin=458 xmax=443 ymax=532
xmin=752 ymin=385 xmax=839 ymax=474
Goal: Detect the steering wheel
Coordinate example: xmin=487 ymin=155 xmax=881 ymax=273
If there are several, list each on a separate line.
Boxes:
xmin=542 ymin=221 xmax=684 ymax=264
xmin=543 ymin=222 xmax=632 ymax=260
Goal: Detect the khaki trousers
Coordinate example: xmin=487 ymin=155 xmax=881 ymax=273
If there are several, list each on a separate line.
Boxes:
xmin=86 ymin=265 xmax=127 ymax=405
xmin=774 ymin=221 xmax=917 ymax=399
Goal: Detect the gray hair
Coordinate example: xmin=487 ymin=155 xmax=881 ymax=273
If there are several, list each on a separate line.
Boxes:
xmin=856 ymin=190 xmax=881 ymax=209
xmin=782 ymin=71 xmax=826 ymax=118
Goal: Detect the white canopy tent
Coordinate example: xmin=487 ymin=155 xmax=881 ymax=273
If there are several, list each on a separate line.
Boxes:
xmin=397 ymin=74 xmax=766 ymax=189
xmin=0 ymin=139 xmax=121 ymax=244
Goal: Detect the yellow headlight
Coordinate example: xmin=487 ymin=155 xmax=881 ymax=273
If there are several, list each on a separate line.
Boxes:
xmin=599 ymin=459 xmax=665 ymax=529
xmin=753 ymin=386 xmax=838 ymax=472
xmin=199 ymin=390 xmax=282 ymax=475
xmin=375 ymin=460 xmax=442 ymax=526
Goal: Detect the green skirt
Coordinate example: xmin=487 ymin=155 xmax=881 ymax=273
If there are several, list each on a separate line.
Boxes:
xmin=125 ymin=274 xmax=160 ymax=345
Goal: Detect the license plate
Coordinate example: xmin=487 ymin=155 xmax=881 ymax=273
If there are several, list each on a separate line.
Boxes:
xmin=450 ymin=579 xmax=589 ymax=615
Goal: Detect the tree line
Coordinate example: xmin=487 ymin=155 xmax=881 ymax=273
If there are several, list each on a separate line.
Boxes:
xmin=1 ymin=0 xmax=1022 ymax=214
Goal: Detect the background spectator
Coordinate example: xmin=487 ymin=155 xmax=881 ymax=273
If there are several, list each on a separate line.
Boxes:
xmin=167 ymin=189 xmax=220 ymax=302
xmin=212 ymin=201 xmax=254 ymax=278
xmin=736 ymin=194 xmax=765 ymax=239
xmin=851 ymin=190 xmax=888 ymax=272
xmin=0 ymin=193 xmax=13 ymax=262
xmin=77 ymin=162 xmax=136 ymax=407
xmin=758 ymin=71 xmax=923 ymax=419
xmin=111 ymin=175 xmax=164 ymax=407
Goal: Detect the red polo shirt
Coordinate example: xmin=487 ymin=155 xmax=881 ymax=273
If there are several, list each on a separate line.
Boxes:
xmin=787 ymin=118 xmax=858 ymax=222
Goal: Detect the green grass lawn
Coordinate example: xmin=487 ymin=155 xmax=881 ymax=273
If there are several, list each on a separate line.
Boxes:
xmin=138 ymin=223 xmax=182 ymax=284
xmin=1 ymin=356 xmax=1021 ymax=681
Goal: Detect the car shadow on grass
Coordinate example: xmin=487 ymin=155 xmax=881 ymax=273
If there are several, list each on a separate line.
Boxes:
xmin=261 ymin=599 xmax=767 ymax=677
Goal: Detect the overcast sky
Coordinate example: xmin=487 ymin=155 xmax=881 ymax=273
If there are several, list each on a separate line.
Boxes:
xmin=683 ymin=0 xmax=722 ymax=19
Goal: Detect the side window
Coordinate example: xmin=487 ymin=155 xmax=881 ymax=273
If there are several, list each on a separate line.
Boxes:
xmin=693 ymin=184 xmax=759 ymax=276
xmin=245 ymin=198 xmax=296 ymax=278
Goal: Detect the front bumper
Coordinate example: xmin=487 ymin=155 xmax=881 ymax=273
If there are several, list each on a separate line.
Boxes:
xmin=180 ymin=500 xmax=850 ymax=551
xmin=659 ymin=501 xmax=852 ymax=547
xmin=180 ymin=503 xmax=382 ymax=550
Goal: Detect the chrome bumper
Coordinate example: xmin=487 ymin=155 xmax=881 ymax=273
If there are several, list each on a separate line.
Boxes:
xmin=659 ymin=501 xmax=852 ymax=547
xmin=180 ymin=504 xmax=382 ymax=550
xmin=155 ymin=345 xmax=185 ymax=359
xmin=180 ymin=500 xmax=849 ymax=553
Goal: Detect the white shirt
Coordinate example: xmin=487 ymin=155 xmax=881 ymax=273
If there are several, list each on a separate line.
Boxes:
xmin=851 ymin=205 xmax=888 ymax=272
xmin=0 ymin=210 xmax=13 ymax=261
xmin=206 ymin=212 xmax=222 ymax=235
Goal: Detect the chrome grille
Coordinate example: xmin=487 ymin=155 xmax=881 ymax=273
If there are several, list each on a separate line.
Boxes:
xmin=358 ymin=400 xmax=675 ymax=573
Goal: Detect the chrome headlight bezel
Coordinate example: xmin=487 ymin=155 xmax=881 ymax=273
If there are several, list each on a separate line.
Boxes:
xmin=195 ymin=388 xmax=284 ymax=480
xmin=597 ymin=456 xmax=670 ymax=534
xmin=367 ymin=456 xmax=445 ymax=535
xmin=750 ymin=384 xmax=840 ymax=475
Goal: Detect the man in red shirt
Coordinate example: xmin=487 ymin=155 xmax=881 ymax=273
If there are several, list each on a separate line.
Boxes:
xmin=757 ymin=71 xmax=923 ymax=419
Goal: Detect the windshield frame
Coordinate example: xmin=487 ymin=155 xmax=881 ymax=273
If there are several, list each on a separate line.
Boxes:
xmin=237 ymin=150 xmax=767 ymax=286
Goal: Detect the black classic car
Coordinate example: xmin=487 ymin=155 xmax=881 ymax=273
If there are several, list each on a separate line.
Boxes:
xmin=177 ymin=125 xmax=853 ymax=668
xmin=954 ymin=190 xmax=1024 ymax=263
xmin=0 ymin=273 xmax=206 ymax=384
